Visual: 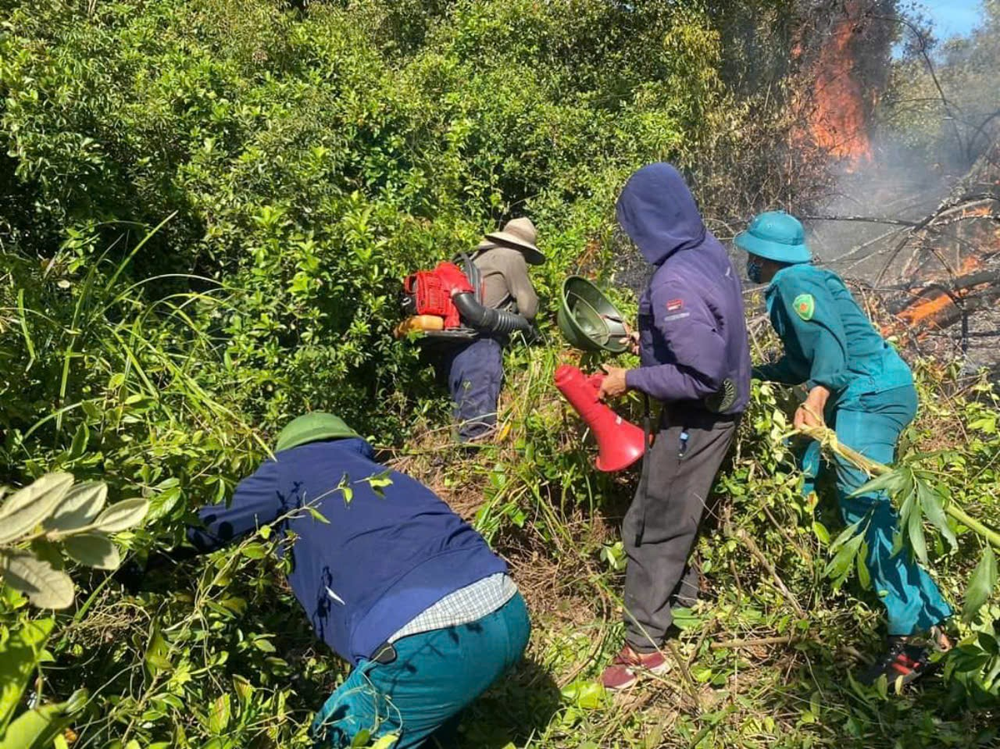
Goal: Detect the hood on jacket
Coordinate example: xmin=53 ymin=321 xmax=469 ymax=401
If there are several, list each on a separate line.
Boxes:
xmin=615 ymin=163 xmax=707 ymax=267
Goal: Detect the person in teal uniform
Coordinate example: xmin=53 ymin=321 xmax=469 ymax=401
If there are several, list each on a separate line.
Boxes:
xmin=736 ymin=210 xmax=952 ymax=687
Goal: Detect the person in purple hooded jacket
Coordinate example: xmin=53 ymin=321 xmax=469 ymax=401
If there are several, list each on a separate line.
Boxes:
xmin=598 ymin=163 xmax=751 ymax=690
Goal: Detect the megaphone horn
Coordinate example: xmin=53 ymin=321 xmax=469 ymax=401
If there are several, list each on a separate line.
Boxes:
xmin=554 ymin=365 xmax=646 ymax=472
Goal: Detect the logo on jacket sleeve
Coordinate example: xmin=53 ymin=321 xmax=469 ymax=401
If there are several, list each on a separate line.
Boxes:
xmin=793 ymin=293 xmax=815 ymax=321
xmin=663 ymin=297 xmax=689 ymax=322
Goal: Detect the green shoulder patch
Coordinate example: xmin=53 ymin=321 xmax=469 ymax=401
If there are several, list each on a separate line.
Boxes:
xmin=793 ymin=293 xmax=815 ymax=321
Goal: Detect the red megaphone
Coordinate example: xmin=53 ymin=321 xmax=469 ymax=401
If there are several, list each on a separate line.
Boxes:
xmin=554 ymin=365 xmax=646 ymax=472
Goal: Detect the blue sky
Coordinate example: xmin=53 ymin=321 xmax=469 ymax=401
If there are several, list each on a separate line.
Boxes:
xmin=921 ymin=0 xmax=983 ymax=38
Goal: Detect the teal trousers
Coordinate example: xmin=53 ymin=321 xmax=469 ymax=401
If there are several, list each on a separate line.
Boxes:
xmin=802 ymin=386 xmax=952 ymax=635
xmin=311 ymin=593 xmax=530 ymax=749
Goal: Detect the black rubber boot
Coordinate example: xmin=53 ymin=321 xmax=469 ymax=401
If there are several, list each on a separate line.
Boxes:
xmin=859 ymin=637 xmax=934 ymax=687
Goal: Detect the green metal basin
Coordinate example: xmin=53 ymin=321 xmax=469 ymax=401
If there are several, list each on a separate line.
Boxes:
xmin=557 ymin=276 xmax=629 ymax=353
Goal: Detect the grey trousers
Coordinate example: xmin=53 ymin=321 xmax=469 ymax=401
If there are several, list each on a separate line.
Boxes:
xmin=622 ymin=407 xmax=739 ymax=652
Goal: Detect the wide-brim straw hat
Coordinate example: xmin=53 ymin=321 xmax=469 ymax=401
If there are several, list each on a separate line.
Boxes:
xmin=483 ymin=217 xmax=545 ymax=265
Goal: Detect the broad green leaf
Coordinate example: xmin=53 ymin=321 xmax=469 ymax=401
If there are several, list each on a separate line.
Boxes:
xmin=67 ymin=422 xmax=89 ymax=460
xmin=849 ymin=470 xmax=904 ymax=499
xmin=92 ymin=498 xmax=148 ymax=533
xmin=145 ymin=487 xmax=182 ymax=524
xmin=240 ymin=543 xmax=267 ymax=559
xmin=978 ymin=631 xmax=1000 ymax=657
xmin=366 ymin=471 xmax=394 ymax=498
xmin=306 ymin=506 xmax=330 ymax=524
xmin=252 ymin=637 xmax=276 ymax=653
xmin=145 ymin=654 xmax=173 ymax=672
xmin=812 ymin=521 xmax=830 ymax=545
xmin=233 ymin=675 xmax=254 ymax=705
xmin=208 ymin=693 xmax=231 ymax=734
xmin=0 ymin=689 xmax=86 ymax=749
xmin=963 ymin=546 xmax=998 ymax=623
xmin=144 ymin=626 xmax=171 ymax=676
xmin=43 ymin=482 xmax=107 ymax=533
xmin=368 ymin=474 xmax=393 ymax=488
xmin=906 ymin=504 xmax=928 ymax=565
xmin=830 ymin=520 xmax=863 ymax=550
xmin=915 ymin=482 xmax=957 ymax=551
xmin=560 ymin=680 xmax=604 ymax=709
xmin=1 ymin=552 xmax=74 ymax=609
xmin=63 ymin=533 xmax=120 ymax=570
xmin=371 ymin=736 xmax=400 ymax=749
xmin=0 ymin=473 xmax=74 ymax=545
xmin=825 ymin=531 xmax=865 ymax=589
xmin=894 ymin=490 xmax=917 ymax=557
xmin=856 ymin=540 xmax=871 ymax=590
xmin=0 ymin=618 xmax=54 ymax=734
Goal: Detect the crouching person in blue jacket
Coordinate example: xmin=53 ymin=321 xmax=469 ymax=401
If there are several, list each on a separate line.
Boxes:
xmin=186 ymin=412 xmax=530 ymax=748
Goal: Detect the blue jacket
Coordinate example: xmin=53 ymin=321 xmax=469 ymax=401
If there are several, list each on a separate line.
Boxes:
xmin=187 ymin=438 xmax=507 ymax=665
xmin=756 ymin=264 xmax=913 ymax=407
xmin=618 ymin=164 xmax=750 ymax=414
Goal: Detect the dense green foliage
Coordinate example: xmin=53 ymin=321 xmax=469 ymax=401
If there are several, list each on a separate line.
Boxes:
xmin=1 ymin=1 xmax=998 ymax=748
xmin=0 ymin=0 xmax=789 ymax=443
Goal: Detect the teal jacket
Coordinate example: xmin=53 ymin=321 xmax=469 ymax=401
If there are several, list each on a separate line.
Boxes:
xmin=755 ymin=264 xmax=912 ymax=407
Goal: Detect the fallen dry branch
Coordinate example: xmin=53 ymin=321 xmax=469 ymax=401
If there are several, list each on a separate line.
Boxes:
xmin=711 ymin=635 xmax=799 ymax=650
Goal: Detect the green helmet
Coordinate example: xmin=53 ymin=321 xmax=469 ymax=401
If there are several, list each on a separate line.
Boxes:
xmin=734 ymin=211 xmax=811 ymax=264
xmin=275 ymin=412 xmax=359 ymax=453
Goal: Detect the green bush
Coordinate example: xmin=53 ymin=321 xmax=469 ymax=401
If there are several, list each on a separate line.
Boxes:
xmin=2 ymin=1 xmax=996 ymax=747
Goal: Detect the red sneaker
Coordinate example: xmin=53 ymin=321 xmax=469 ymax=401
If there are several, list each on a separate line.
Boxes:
xmin=600 ymin=645 xmax=670 ymax=691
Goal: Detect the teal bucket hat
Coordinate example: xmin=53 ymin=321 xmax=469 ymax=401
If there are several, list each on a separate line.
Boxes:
xmin=734 ymin=211 xmax=812 ymax=264
xmin=275 ymin=412 xmax=359 ymax=453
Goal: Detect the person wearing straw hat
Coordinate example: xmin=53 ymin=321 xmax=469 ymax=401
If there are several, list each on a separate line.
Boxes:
xmin=436 ymin=217 xmax=544 ymax=442
xmin=736 ymin=210 xmax=952 ymax=687
xmin=123 ymin=412 xmax=530 ymax=748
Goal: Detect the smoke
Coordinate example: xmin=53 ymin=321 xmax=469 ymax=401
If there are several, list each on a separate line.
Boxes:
xmin=793 ymin=2 xmax=956 ymax=270
xmin=782 ymin=1 xmax=1000 ymax=373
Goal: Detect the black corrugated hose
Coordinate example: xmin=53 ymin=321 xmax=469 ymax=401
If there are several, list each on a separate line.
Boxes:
xmin=452 ymin=291 xmax=533 ymax=335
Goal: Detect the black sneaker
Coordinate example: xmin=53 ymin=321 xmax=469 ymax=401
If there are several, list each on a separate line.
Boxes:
xmin=859 ymin=637 xmax=934 ymax=687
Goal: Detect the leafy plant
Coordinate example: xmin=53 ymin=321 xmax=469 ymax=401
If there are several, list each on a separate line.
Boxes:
xmin=799 ymin=423 xmax=999 ymax=586
xmin=0 ymin=473 xmax=149 ymax=609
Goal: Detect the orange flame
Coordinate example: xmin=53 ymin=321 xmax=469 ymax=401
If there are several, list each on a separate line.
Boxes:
xmin=896 ymin=292 xmax=955 ymax=329
xmin=798 ymin=2 xmax=874 ymax=169
xmin=889 ymin=254 xmax=988 ymax=334
xmin=959 ymin=205 xmax=992 ymax=219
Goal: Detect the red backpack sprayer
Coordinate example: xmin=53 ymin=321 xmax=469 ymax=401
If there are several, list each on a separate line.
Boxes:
xmin=394 ymin=258 xmax=534 ymax=342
